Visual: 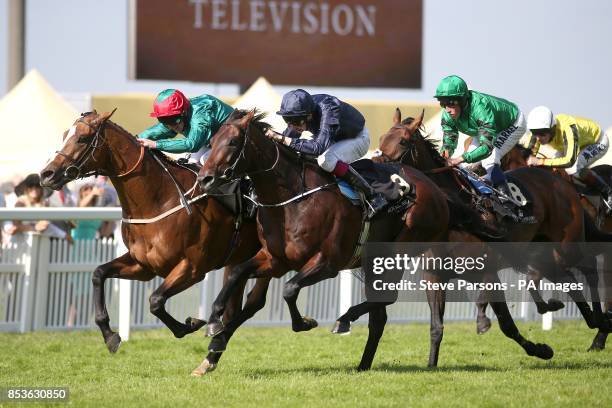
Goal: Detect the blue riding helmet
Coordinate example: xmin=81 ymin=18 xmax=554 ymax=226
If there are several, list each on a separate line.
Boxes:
xmin=277 ymin=89 xmax=315 ymax=117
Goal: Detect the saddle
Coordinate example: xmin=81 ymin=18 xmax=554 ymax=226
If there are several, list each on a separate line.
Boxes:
xmin=455 ymin=167 xmax=535 ymax=231
xmin=348 ymin=159 xmax=416 ymax=217
xmin=176 ymin=157 xmax=256 ymax=219
xmin=211 ymin=178 xmax=257 ymax=219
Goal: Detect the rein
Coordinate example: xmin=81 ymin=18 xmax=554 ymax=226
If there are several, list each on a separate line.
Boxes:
xmin=243 ymin=183 xmax=335 ymax=208
xmin=220 ymin=122 xmax=280 ymax=181
xmin=56 ymin=112 xmax=144 ymax=180
xmin=220 ymin=121 xmax=338 ymax=208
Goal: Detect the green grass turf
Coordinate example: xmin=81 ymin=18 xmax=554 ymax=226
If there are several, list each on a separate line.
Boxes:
xmin=0 ymin=320 xmax=610 ymax=407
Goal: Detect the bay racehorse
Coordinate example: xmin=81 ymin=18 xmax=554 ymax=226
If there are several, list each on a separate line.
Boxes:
xmin=377 ymin=109 xmax=611 ymax=351
xmin=39 ymin=111 xmax=264 ymax=356
xmin=195 ymin=109 xmax=555 ymax=372
xmin=496 ymin=141 xmax=612 ymax=350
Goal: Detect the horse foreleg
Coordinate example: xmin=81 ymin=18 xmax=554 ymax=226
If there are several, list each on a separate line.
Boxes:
xmin=207 ymin=250 xmax=271 ymax=337
xmin=92 ymin=252 xmax=155 ymax=353
xmin=192 ymin=277 xmax=272 ymax=377
xmin=357 ymin=304 xmax=388 ymax=371
xmin=283 ymin=254 xmax=337 ymax=332
xmin=148 ymin=259 xmax=206 ymax=338
xmin=425 ymin=273 xmax=446 ymax=368
xmin=333 ymin=301 xmax=374 ymax=335
xmin=487 ymin=272 xmax=554 ymax=361
xmin=475 ymin=291 xmax=491 ymax=335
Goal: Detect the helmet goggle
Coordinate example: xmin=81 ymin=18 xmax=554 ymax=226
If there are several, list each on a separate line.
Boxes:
xmin=158 ymin=114 xmax=183 ymax=127
xmin=283 ymin=115 xmax=308 ymax=126
xmin=438 ymin=98 xmax=462 ymax=108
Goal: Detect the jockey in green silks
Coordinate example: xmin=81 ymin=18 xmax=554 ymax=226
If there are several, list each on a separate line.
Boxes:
xmin=138 ymin=89 xmax=233 ymax=164
xmin=436 ymin=75 xmax=533 ymax=223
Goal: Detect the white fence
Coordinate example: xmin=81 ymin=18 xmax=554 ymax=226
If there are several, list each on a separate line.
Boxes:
xmin=0 ymin=208 xmax=585 ymax=337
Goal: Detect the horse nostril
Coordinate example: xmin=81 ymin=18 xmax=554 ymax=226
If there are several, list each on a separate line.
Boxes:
xmin=198 ymin=175 xmax=215 ymax=189
xmin=40 ymin=170 xmax=55 ymax=183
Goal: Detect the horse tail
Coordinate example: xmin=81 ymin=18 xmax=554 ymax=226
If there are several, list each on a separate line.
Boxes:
xmin=584 ymin=212 xmax=612 ymax=242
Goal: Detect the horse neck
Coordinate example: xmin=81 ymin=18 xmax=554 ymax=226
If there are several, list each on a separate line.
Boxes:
xmin=247 ymin=131 xmax=323 ymax=204
xmin=104 ymin=125 xmax=195 ymax=217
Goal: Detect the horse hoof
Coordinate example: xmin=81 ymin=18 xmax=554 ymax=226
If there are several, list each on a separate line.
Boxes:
xmin=186 ymin=317 xmax=207 ymax=333
xmin=588 ymin=344 xmax=605 ymax=352
xmin=476 ymin=317 xmax=491 ymax=335
xmin=105 ymin=333 xmax=122 ymax=354
xmin=331 ymin=320 xmax=351 ymax=335
xmin=191 ymin=358 xmax=217 ymax=377
xmin=293 ymin=316 xmax=318 ymax=332
xmin=528 ymin=343 xmax=553 ymax=360
xmin=357 ymin=364 xmax=371 ymax=372
xmin=547 ymin=299 xmax=565 ymax=312
xmin=206 ymin=321 xmax=225 ymax=337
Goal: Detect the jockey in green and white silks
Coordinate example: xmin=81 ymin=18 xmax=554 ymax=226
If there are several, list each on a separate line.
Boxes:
xmin=138 ymin=89 xmax=234 ymax=164
xmin=436 ymin=75 xmax=532 ymax=223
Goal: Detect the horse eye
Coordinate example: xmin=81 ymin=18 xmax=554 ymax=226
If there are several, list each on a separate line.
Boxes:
xmin=228 ymin=139 xmax=239 ymax=147
xmin=77 ymin=135 xmax=90 ymax=143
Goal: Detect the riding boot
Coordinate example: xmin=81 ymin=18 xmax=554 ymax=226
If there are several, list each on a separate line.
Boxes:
xmin=580 ymin=169 xmax=612 ymax=213
xmin=496 ymin=182 xmax=537 ymax=224
xmin=340 ymin=166 xmax=388 ymax=217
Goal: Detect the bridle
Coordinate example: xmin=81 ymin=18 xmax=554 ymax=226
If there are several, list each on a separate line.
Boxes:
xmin=55 ymin=111 xmax=144 ymax=180
xmin=218 ymin=121 xmax=280 ymax=181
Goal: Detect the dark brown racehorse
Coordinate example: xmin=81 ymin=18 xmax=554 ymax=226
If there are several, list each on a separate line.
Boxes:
xmin=497 ymin=142 xmax=612 ymax=350
xmin=39 ymin=111 xmax=263 ymax=356
xmin=196 ymin=109 xmax=555 ymax=372
xmin=378 ymin=109 xmax=611 ymax=350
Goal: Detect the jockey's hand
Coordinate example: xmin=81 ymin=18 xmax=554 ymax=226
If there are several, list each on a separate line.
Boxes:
xmin=34 ymin=220 xmax=49 ymax=232
xmin=265 ymin=129 xmax=291 ymax=146
xmin=527 ymin=156 xmax=543 ymax=166
xmin=137 ymin=138 xmax=157 ymax=149
xmin=446 ymin=156 xmax=464 ymax=167
xmin=441 ymin=149 xmax=450 ymax=159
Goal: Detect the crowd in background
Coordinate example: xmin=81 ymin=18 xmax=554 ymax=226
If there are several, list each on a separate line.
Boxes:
xmin=0 ymin=173 xmax=119 ymax=246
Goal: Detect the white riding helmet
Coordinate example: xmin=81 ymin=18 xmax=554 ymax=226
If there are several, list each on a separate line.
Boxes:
xmin=527 ymin=106 xmax=555 ymax=130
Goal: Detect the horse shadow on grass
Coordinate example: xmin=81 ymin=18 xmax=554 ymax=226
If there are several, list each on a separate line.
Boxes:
xmin=242 ymin=359 xmax=612 ymax=378
xmin=244 ymin=363 xmax=495 ymax=378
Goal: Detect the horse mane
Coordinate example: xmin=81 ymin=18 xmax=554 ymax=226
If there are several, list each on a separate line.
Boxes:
xmin=227 ymin=109 xmax=271 ymax=134
xmin=400 ymin=117 xmax=446 ymax=167
xmin=514 ymin=143 xmax=532 ymax=160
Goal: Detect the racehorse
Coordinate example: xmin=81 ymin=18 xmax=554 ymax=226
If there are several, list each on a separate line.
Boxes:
xmin=39 ymin=111 xmax=264 ymax=355
xmin=376 ymin=109 xmax=610 ymax=352
xmin=496 ymin=141 xmax=612 ymax=351
xmin=196 ymin=109 xmax=555 ymax=372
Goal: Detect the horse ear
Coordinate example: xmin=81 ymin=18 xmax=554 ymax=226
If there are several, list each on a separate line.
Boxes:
xmin=393 ymin=108 xmax=401 ymax=126
xmin=238 ymin=110 xmax=256 ymax=128
xmin=407 ymin=109 xmax=424 ymax=133
xmin=99 ymin=108 xmax=117 ymax=123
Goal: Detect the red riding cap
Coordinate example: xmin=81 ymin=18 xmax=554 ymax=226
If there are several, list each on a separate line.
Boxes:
xmin=149 ymin=89 xmax=190 ymax=118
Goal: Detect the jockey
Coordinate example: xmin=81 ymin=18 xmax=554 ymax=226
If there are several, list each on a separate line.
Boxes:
xmin=138 ymin=89 xmax=234 ymax=164
xmin=526 ymin=106 xmax=612 ymax=210
xmin=266 ymin=89 xmax=387 ymax=216
xmin=435 ymin=75 xmax=532 ymax=223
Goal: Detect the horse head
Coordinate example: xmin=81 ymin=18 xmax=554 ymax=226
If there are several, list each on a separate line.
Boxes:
xmin=198 ymin=109 xmax=271 ymax=192
xmin=40 ymin=110 xmax=117 ymax=189
xmin=378 ymin=108 xmax=445 ymax=171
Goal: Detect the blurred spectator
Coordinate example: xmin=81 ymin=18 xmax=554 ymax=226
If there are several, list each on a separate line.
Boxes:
xmin=95 ymin=176 xmax=119 ymax=239
xmin=47 ymin=184 xmax=76 ymax=237
xmin=4 ymin=174 xmax=71 ymax=245
xmin=71 ymin=183 xmax=103 ymax=240
xmin=0 ymin=191 xmax=5 ymax=246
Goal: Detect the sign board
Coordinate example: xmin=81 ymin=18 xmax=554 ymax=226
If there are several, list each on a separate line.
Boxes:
xmin=134 ymin=0 xmax=422 ymax=88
